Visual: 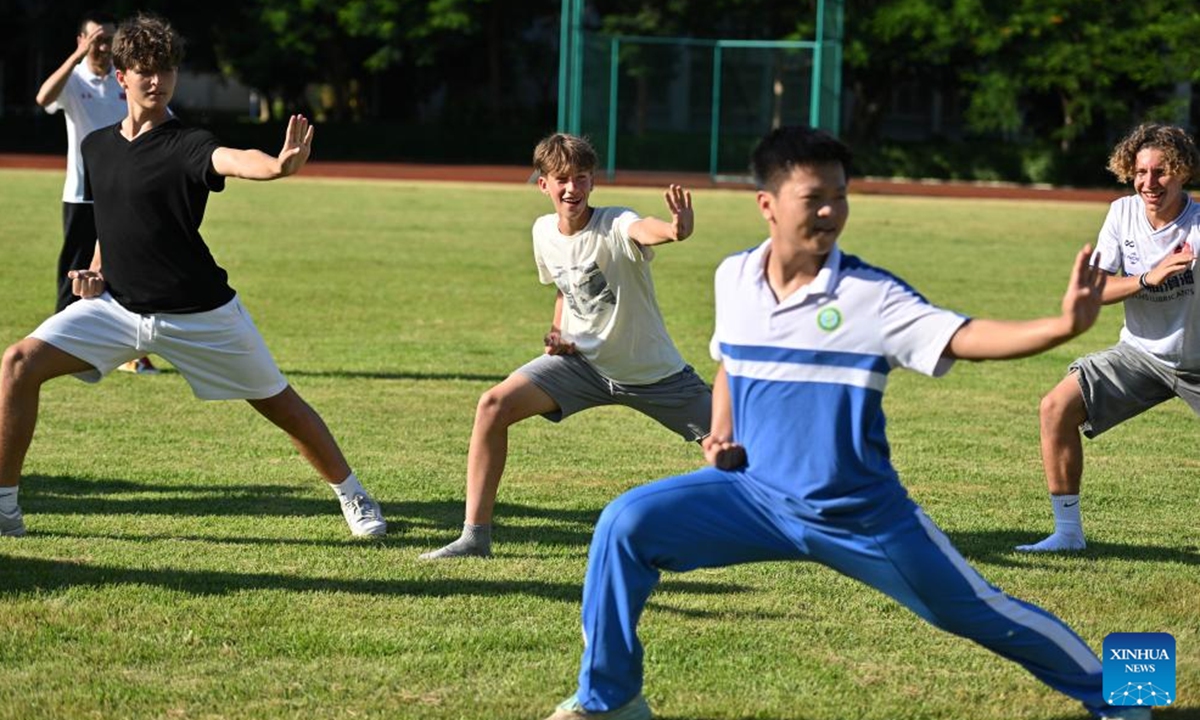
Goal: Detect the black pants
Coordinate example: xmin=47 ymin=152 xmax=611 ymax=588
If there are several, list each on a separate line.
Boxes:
xmin=57 ymin=202 xmax=96 ymax=313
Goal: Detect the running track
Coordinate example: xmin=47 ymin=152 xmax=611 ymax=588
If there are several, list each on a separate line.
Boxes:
xmin=0 ymin=153 xmax=1124 ymax=203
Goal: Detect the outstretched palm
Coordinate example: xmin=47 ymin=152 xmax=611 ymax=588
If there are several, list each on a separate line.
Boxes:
xmin=1062 ymin=244 xmax=1107 ymax=335
xmin=278 ymin=114 xmax=315 ymax=177
xmin=664 ymin=183 xmax=694 ymax=241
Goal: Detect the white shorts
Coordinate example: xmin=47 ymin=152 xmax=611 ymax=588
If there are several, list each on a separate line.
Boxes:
xmin=30 ymin=292 xmax=288 ymax=401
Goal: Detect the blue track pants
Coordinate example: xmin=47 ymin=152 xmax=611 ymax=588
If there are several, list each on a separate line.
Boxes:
xmin=571 ymin=467 xmax=1104 ymax=714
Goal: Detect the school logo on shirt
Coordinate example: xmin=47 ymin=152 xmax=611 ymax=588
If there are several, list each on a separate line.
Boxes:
xmin=816 ymin=306 xmax=842 ymax=332
xmin=1103 ymin=633 xmax=1175 ymax=708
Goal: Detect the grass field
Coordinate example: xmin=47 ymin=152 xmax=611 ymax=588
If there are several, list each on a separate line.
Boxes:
xmin=0 ymin=168 xmax=1196 ymax=720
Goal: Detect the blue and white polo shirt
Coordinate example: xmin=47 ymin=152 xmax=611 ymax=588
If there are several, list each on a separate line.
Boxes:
xmin=710 ymin=241 xmax=969 ymax=529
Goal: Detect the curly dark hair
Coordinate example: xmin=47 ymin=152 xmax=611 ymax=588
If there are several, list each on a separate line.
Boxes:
xmin=112 ymin=13 xmax=184 ymax=73
xmin=1107 ymin=123 xmax=1200 ymax=184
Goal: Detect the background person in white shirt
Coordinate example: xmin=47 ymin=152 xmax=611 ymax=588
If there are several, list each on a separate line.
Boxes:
xmin=1019 ymin=123 xmax=1200 ymax=553
xmin=36 ymin=11 xmax=157 ymax=374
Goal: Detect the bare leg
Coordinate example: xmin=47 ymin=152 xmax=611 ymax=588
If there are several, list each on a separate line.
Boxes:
xmin=1039 ymin=374 xmax=1087 ymax=495
xmin=248 ymin=386 xmax=385 ymax=536
xmin=247 ymin=385 xmax=351 ymax=483
xmin=0 ymin=339 xmax=95 ymax=487
xmin=465 ymin=374 xmax=558 ymax=524
xmin=420 ymin=373 xmax=557 ymax=559
xmin=0 ymin=339 xmax=95 ymax=537
xmin=1016 ymin=374 xmax=1088 ymax=552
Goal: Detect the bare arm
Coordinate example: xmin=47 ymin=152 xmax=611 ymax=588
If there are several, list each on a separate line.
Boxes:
xmin=211 ymin=115 xmax=314 ymax=180
xmin=945 ymin=244 xmax=1106 ymax=360
xmin=628 ymin=184 xmax=694 ymax=247
xmin=543 ymin=290 xmax=576 ymax=355
xmin=1100 ymin=244 xmax=1195 ymax=304
xmin=701 ymin=363 xmax=747 ymax=469
xmin=35 ymin=29 xmax=99 ymax=107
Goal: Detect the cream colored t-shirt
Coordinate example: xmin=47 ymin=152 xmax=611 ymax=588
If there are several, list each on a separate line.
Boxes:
xmin=532 ymin=206 xmax=686 ymax=384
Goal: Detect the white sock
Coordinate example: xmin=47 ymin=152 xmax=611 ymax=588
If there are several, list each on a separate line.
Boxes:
xmin=330 ymin=473 xmax=365 ymax=501
xmin=1051 ymin=494 xmax=1083 ymax=536
xmin=1015 ymin=493 xmax=1085 ymax=552
xmin=0 ymin=486 xmax=17 ymax=513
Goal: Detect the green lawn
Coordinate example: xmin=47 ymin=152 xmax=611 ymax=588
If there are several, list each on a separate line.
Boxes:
xmin=0 ymin=169 xmax=1195 ymax=720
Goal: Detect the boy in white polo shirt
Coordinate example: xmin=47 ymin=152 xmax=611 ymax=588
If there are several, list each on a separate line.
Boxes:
xmin=542 ymin=126 xmax=1143 ymax=720
xmin=1018 ymin=123 xmax=1200 ymax=553
xmin=420 ymin=133 xmax=711 ymax=559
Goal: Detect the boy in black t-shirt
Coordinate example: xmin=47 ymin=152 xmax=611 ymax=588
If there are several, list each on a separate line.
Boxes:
xmin=0 ymin=13 xmax=386 ymax=538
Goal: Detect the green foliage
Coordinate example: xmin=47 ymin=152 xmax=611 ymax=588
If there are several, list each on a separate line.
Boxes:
xmin=1 ymin=169 xmax=1198 ymax=719
xmin=844 ymin=0 xmax=1200 ymax=150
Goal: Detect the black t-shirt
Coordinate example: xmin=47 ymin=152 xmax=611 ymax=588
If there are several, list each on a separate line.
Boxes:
xmin=82 ymin=118 xmax=236 ymax=313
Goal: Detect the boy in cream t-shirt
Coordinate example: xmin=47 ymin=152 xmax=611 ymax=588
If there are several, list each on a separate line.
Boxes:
xmin=421 ymin=133 xmax=711 ymax=559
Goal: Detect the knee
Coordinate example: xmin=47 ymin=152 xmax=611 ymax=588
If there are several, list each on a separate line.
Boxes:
xmin=475 ymin=387 xmax=515 ymax=428
xmin=594 ymin=489 xmax=659 ymax=548
xmin=1039 ymin=389 xmax=1077 ymax=430
xmin=2 ymin=343 xmax=39 ymax=387
xmin=250 ymin=387 xmax=312 ymax=426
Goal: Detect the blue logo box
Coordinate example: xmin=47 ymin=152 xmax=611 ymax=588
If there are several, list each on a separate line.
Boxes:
xmin=1103 ymin=632 xmax=1175 ymax=707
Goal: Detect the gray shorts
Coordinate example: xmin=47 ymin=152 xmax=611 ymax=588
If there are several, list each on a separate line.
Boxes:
xmin=1071 ymin=342 xmax=1200 ymax=438
xmin=516 ymin=353 xmax=711 ymax=441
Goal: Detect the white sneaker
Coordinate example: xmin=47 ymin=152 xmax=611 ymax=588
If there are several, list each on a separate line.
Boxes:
xmin=1015 ymin=531 xmax=1086 ymax=552
xmin=340 ymin=493 xmax=387 ymax=537
xmin=0 ymin=507 xmax=26 ymax=537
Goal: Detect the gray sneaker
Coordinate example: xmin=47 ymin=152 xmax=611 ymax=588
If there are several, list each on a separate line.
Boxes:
xmin=0 ymin=507 xmax=26 ymax=537
xmin=544 ymin=694 xmax=651 ymax=720
xmin=340 ymin=493 xmax=387 ymax=537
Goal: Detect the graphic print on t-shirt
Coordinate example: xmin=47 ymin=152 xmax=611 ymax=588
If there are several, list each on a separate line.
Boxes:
xmin=557 ymin=261 xmax=616 ymax=318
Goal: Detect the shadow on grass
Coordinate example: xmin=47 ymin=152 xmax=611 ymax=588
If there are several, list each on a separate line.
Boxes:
xmin=0 ymin=553 xmax=752 ymax=603
xmin=284 ymin=368 xmax=509 ymax=383
xmin=945 ymin=529 xmax=1200 ymax=566
xmin=25 ymin=473 xmax=595 ymax=528
xmin=139 ymin=367 xmax=509 ymax=383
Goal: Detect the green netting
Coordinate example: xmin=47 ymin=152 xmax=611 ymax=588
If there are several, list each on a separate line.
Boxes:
xmin=571 ymin=36 xmax=841 ymax=181
xmin=558 ymin=0 xmax=842 ymax=181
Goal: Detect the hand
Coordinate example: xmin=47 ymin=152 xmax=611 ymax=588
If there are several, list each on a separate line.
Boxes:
xmin=663 ymin=184 xmax=694 ymax=241
xmin=1145 ymin=243 xmax=1195 ymax=286
xmin=277 ymin=114 xmax=315 ymax=177
xmin=702 ymin=434 xmax=747 ymax=470
xmin=75 ymin=25 xmax=105 ymax=60
xmin=68 ymin=269 xmax=106 ymax=299
xmin=1060 ymin=244 xmax=1106 ymax=336
xmin=543 ymin=330 xmax=576 ymax=356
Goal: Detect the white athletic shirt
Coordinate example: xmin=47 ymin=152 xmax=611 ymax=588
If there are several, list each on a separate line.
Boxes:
xmin=532 ymin=206 xmax=686 ymax=385
xmin=1094 ymin=194 xmax=1200 ymax=368
xmin=44 ymin=61 xmax=127 ymax=203
xmin=709 ymin=242 xmax=968 ymax=529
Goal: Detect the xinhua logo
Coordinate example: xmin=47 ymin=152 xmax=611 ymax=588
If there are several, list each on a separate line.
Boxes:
xmin=1103 ymin=632 xmax=1175 ymax=707
xmin=816 ymin=306 xmax=842 ymax=332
